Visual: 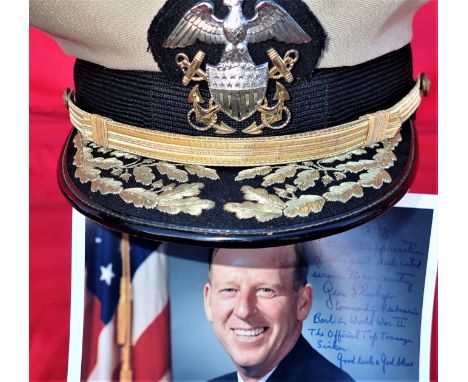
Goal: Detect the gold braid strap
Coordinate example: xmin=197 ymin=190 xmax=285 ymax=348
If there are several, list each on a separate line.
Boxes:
xmin=65 ymin=74 xmax=429 ymax=167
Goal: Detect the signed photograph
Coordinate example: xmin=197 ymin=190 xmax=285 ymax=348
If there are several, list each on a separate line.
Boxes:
xmin=70 ymin=193 xmax=437 ymax=381
xmin=166 ymin=194 xmax=437 ymax=381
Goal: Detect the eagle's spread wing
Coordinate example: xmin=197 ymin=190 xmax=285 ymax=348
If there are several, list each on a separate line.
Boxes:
xmin=246 ymin=1 xmax=311 ymax=44
xmin=164 ymin=1 xmax=226 ymax=48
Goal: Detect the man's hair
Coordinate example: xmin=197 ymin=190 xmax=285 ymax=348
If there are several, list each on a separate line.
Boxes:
xmin=207 ymin=244 xmax=308 ymax=291
xmin=293 ymin=243 xmax=308 ymax=290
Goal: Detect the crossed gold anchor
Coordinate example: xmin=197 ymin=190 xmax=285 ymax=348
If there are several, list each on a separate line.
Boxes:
xmin=176 ymin=49 xmax=299 ymax=135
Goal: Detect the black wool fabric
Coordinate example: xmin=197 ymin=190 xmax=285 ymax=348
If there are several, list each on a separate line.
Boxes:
xmin=74 ymin=44 xmax=414 ymax=138
xmin=147 ymin=0 xmax=326 ymax=82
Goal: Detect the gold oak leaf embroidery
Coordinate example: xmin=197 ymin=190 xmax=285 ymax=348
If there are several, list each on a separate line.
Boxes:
xmin=184 ymin=165 xmax=220 ymax=180
xmin=133 ymin=165 xmax=155 ymax=185
xmin=155 ymin=162 xmax=189 ymax=182
xmin=294 ymin=169 xmax=320 ymax=191
xmin=72 ymin=133 xmax=216 ymax=216
xmin=235 ymin=166 xmax=273 ymax=181
xmin=90 ymin=177 xmax=124 ymax=195
xmin=262 ymin=165 xmax=297 ymax=187
xmin=358 ymin=169 xmax=392 ymax=189
xmin=283 ymin=195 xmax=326 ymax=218
xmin=323 ymin=182 xmax=364 ymax=203
xmin=225 ymin=133 xmax=402 ymax=222
xmin=120 ymin=188 xmax=160 ymax=208
xmin=224 ymin=186 xmax=286 ymax=222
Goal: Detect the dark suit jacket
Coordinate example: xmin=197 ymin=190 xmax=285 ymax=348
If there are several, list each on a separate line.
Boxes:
xmin=209 ymin=335 xmax=354 ymax=382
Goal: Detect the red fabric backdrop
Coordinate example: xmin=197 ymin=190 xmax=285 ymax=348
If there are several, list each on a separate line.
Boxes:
xmin=29 ymin=2 xmax=437 ymax=380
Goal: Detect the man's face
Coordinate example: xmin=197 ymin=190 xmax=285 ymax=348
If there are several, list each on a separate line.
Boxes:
xmin=203 ymin=246 xmax=312 ymax=377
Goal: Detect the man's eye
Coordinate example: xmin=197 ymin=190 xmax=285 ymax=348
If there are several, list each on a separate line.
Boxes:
xmin=220 ymin=288 xmax=236 ymax=295
xmin=257 ymin=288 xmax=275 ymax=297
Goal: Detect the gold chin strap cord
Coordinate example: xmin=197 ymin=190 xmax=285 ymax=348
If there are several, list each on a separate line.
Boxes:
xmin=65 ymin=74 xmax=429 ymax=167
xmin=117 ymin=233 xmax=133 ymax=382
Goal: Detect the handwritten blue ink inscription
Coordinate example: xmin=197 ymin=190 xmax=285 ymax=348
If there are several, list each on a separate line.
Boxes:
xmin=302 ymin=207 xmax=433 ymax=381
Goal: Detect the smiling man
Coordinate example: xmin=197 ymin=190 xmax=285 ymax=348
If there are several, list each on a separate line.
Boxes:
xmin=204 ymin=245 xmax=354 ymax=382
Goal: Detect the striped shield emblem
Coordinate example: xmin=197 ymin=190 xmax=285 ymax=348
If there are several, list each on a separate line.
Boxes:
xmin=207 ymin=62 xmax=268 ymax=121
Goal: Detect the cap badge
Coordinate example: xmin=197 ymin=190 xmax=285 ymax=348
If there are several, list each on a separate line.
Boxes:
xmin=164 ymin=0 xmax=311 ymax=135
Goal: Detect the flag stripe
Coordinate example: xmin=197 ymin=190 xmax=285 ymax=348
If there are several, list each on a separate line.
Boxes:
xmin=133 ymin=302 xmax=171 ymax=381
xmin=81 ymin=292 xmax=104 ymax=380
xmin=132 ymin=248 xmax=169 ymax=343
xmin=87 ymin=318 xmax=120 ymax=380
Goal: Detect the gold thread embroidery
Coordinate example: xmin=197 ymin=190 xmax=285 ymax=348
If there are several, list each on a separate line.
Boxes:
xmin=72 ymin=129 xmax=402 ymax=221
xmin=224 ymin=133 xmax=401 ymax=222
xmin=73 ymin=133 xmax=216 ymax=216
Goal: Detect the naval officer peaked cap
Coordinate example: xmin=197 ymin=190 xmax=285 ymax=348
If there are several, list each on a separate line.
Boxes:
xmin=31 ymin=0 xmax=430 ymax=247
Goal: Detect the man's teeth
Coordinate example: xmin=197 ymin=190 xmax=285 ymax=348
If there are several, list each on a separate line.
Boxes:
xmin=233 ymin=328 xmax=265 ymax=337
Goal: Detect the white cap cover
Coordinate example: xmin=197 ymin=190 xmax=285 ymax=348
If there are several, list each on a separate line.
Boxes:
xmin=30 ymin=0 xmax=428 ymax=71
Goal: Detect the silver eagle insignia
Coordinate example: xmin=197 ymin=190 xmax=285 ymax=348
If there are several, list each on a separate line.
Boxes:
xmin=164 ymin=0 xmax=311 ymax=134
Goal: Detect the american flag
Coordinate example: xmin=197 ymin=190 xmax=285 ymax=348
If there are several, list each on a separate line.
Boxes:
xmin=80 ymin=221 xmax=171 ymax=381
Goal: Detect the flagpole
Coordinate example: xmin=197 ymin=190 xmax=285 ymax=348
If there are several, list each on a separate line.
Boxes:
xmin=117 ymin=233 xmax=133 ymax=381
